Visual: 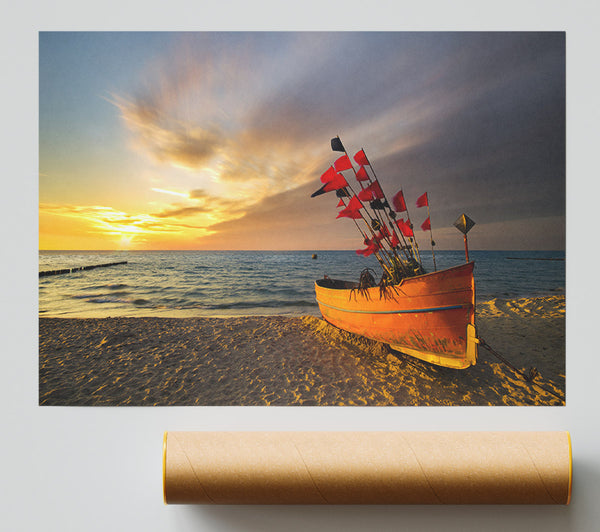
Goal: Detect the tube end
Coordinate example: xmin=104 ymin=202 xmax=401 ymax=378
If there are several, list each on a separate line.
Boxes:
xmin=163 ymin=431 xmax=168 ymax=505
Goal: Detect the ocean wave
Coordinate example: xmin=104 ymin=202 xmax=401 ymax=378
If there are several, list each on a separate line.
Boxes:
xmin=71 ymin=293 xmax=105 ymax=299
xmin=202 ymin=300 xmax=318 ymax=310
xmin=106 ymin=283 xmax=129 ymax=290
xmin=87 ymin=296 xmax=132 ymax=304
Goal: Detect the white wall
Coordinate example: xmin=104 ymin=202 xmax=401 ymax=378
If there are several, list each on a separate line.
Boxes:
xmin=3 ymin=2 xmax=599 ymax=530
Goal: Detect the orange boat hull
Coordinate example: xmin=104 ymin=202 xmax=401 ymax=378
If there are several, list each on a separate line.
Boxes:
xmin=314 ymin=262 xmax=478 ymax=369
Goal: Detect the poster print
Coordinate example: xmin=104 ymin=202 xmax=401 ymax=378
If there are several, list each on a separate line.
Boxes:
xmin=39 ymin=32 xmax=565 ymax=406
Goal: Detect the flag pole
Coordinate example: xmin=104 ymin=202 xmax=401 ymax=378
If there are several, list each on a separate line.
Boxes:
xmin=453 ymin=213 xmax=475 ymax=263
xmin=333 ymin=184 xmax=399 ymax=273
xmin=330 ymin=137 xmax=406 ymax=274
xmin=358 ymin=146 xmax=423 ymax=269
xmin=401 ymin=198 xmax=422 ymax=266
xmin=425 ymin=199 xmax=437 ymax=271
xmin=333 ymin=137 xmax=400 ymax=258
xmin=334 ymin=187 xmax=396 ymax=273
xmin=357 ymin=149 xmax=416 ymax=265
xmin=353 ymin=145 xmax=420 ymax=270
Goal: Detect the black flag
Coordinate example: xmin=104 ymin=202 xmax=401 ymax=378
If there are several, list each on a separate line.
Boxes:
xmin=331 ymin=137 xmax=345 ymax=152
xmin=369 ymin=199 xmax=389 ymax=210
xmin=311 ymin=183 xmax=349 ymax=198
xmin=310 ymin=183 xmax=328 ymax=197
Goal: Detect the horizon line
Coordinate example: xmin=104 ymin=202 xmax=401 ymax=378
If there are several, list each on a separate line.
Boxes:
xmin=38 ymin=248 xmax=567 ymax=253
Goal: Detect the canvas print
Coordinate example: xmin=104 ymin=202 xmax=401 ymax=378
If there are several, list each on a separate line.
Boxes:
xmin=39 ymin=32 xmax=565 ymax=406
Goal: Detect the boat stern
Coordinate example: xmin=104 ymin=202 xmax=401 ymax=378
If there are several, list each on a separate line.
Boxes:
xmin=465 ymin=322 xmax=479 ymax=366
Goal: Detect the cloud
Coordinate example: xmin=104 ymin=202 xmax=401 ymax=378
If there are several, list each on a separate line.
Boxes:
xmin=196 ymin=181 xmax=359 ymax=250
xmin=152 ymin=205 xmax=210 ymax=218
xmin=40 ymin=203 xmax=206 ymax=237
xmin=189 ymin=189 xmax=208 ymax=199
xmin=106 ymin=32 xmax=564 ymax=250
xmin=152 ymin=188 xmax=190 ymax=198
xmin=112 ymin=95 xmax=224 ymax=169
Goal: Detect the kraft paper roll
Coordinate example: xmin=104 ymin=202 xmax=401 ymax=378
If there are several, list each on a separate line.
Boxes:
xmin=163 ymin=431 xmax=572 ymax=505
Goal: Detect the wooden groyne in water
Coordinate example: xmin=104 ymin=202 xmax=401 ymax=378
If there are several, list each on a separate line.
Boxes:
xmin=39 ymin=261 xmax=128 ymax=277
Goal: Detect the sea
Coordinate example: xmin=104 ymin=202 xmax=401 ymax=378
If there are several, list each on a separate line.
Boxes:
xmin=39 ymin=250 xmax=565 ymax=318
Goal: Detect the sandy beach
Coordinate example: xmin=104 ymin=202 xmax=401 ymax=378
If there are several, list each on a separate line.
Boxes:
xmin=39 ymin=295 xmax=565 ymax=406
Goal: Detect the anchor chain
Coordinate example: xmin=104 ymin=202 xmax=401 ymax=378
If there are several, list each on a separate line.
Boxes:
xmin=477 ymin=337 xmax=564 ymax=403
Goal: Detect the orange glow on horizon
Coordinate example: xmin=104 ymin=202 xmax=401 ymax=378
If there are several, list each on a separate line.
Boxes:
xmin=38 ymin=202 xmax=221 ymax=250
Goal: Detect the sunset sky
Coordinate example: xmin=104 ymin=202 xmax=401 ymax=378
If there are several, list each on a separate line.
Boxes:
xmin=39 ymin=31 xmax=565 ymax=251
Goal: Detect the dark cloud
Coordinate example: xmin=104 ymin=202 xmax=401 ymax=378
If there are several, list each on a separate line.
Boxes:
xmin=198 ymin=181 xmax=358 ymax=249
xmin=237 ymin=34 xmax=564 ymax=239
xmin=189 ymin=189 xmax=209 ymax=199
xmin=368 ymin=34 xmax=565 ymax=230
xmin=152 ymin=205 xmax=210 ymax=218
xmin=118 ymin=32 xmax=566 ymax=250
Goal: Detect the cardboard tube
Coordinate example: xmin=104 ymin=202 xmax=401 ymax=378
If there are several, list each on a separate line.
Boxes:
xmin=163 ymin=431 xmax=572 ymax=505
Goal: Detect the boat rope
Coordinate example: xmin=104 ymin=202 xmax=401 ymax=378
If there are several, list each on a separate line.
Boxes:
xmin=477 ymin=337 xmax=565 ymax=403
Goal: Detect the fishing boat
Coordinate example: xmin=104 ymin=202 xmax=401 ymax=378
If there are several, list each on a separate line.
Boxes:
xmin=311 ymin=137 xmax=478 ymax=369
xmin=315 ymin=262 xmax=478 ymax=369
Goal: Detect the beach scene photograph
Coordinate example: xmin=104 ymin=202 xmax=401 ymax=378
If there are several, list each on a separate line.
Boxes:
xmin=39 ymin=31 xmax=565 ymax=407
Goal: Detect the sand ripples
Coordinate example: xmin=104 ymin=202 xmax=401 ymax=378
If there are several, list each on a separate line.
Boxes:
xmin=39 ymin=296 xmax=564 ymax=406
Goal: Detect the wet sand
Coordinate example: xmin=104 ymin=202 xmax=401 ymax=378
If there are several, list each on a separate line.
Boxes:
xmin=39 ymin=295 xmax=565 ymax=406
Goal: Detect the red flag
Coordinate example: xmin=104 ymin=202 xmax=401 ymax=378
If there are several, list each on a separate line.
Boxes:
xmin=396 ymin=218 xmax=414 ymax=237
xmin=323 ymin=172 xmax=348 ymax=192
xmin=336 ymin=199 xmax=345 ymax=208
xmin=358 ymin=187 xmax=374 ymax=201
xmin=337 ymin=207 xmax=363 ymax=219
xmin=421 ymin=217 xmax=431 ymax=231
xmin=357 ymin=181 xmax=384 ymax=201
xmin=356 ymin=239 xmax=380 ymax=256
xmin=392 ymin=190 xmax=407 ymax=212
xmin=334 ymin=154 xmax=353 ymax=172
xmin=356 ymin=165 xmax=369 ymax=182
xmin=354 ymin=149 xmax=369 ymax=166
xmin=361 ymin=247 xmax=377 ymax=257
xmin=346 ymin=195 xmax=363 ymax=211
xmin=390 ymin=232 xmax=400 ymax=248
xmin=320 ymin=166 xmax=337 ymax=183
xmin=371 ymin=181 xmax=384 ymax=200
xmin=416 ymin=192 xmax=429 ymax=208
xmin=356 ymin=247 xmax=375 ymax=256
xmin=336 ymin=195 xmax=363 ymax=219
xmin=368 ymin=240 xmax=381 ymax=254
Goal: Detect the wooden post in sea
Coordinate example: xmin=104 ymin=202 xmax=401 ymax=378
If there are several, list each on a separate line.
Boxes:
xmin=39 ymin=261 xmax=128 ymax=277
xmin=453 ymin=214 xmax=476 ymax=263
